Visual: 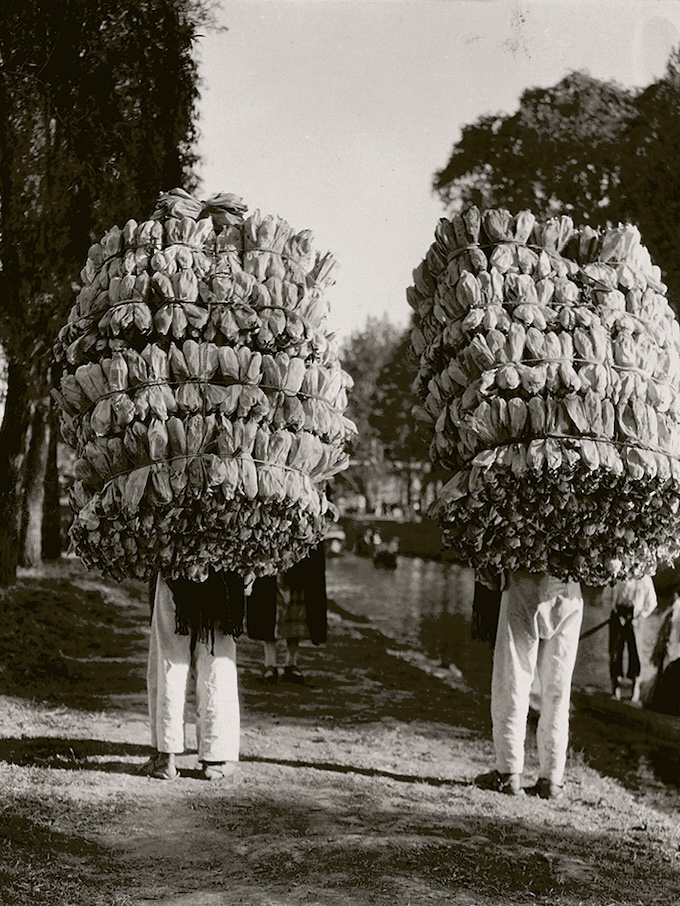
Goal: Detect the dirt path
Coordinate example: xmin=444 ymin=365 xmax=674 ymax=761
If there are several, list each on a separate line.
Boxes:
xmin=0 ymin=557 xmax=679 ymax=905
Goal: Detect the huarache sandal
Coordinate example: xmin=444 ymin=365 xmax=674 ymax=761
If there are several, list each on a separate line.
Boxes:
xmin=200 ymin=761 xmax=236 ymax=781
xmin=262 ymin=666 xmax=278 ymax=684
xmin=283 ymin=665 xmax=305 ymax=685
xmin=140 ymin=752 xmax=178 ymax=781
xmin=474 ymin=769 xmax=524 ymax=796
xmin=525 ymin=778 xmax=564 ymax=800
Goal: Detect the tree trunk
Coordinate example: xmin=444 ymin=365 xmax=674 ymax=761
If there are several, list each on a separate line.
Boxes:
xmin=0 ymin=362 xmax=30 ymax=585
xmin=42 ymin=401 xmax=62 ymax=561
xmin=19 ymin=400 xmax=50 ymax=568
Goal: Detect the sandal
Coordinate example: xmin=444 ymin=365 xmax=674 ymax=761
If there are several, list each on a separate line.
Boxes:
xmin=283 ymin=665 xmax=305 ymax=685
xmin=200 ymin=761 xmax=236 ymax=781
xmin=474 ymin=769 xmax=524 ymax=796
xmin=525 ymin=778 xmax=564 ymax=800
xmin=262 ymin=666 xmax=278 ymax=684
xmin=140 ymin=752 xmax=178 ymax=781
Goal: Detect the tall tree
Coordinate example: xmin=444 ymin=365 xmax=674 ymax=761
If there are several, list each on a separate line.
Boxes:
xmin=367 ymin=327 xmax=433 ymax=516
xmin=369 ymin=327 xmax=426 ymax=464
xmin=0 ymin=0 xmax=216 ymax=581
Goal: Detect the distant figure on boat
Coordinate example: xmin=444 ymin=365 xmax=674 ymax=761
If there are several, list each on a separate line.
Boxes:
xmin=373 ymin=536 xmax=399 ymax=570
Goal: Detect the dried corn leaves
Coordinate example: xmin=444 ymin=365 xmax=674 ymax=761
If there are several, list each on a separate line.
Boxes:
xmin=53 ymin=188 xmax=355 ymax=583
xmin=408 ymin=207 xmax=680 ymax=585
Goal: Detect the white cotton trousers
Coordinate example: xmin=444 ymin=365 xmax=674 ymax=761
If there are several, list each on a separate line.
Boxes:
xmin=491 ymin=571 xmax=583 ymax=784
xmin=147 ymin=574 xmax=240 ymax=762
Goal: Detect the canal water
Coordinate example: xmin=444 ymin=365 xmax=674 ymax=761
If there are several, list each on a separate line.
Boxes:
xmin=325 ymin=552 xmax=680 ymax=814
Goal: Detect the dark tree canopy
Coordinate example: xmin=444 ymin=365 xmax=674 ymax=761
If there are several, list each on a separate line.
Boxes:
xmin=340 ymin=314 xmax=403 ymax=463
xmin=434 ymin=70 xmax=638 ymax=224
xmin=620 ymin=50 xmax=680 ymax=312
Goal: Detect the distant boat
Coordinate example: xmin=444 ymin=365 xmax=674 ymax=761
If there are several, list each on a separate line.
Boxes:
xmin=373 ymin=549 xmax=398 ymax=569
xmin=373 ymin=537 xmax=399 ymax=570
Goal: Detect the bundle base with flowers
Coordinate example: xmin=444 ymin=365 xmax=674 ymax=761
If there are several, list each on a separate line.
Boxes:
xmin=407 ymin=206 xmax=680 ymax=585
xmin=53 ymin=189 xmax=356 ymax=583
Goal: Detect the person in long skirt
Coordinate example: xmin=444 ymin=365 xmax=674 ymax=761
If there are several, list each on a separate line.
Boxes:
xmin=247 ymin=543 xmax=327 ymax=685
xmin=648 ymin=593 xmax=680 ymax=713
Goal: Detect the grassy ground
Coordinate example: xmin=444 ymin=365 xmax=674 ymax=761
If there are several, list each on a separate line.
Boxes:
xmin=0 ymin=557 xmax=678 ymax=905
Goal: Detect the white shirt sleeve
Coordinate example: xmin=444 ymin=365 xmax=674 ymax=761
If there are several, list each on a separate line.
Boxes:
xmin=633 ymin=576 xmax=658 ymax=619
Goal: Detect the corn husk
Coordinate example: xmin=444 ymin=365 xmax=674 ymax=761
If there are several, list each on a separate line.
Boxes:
xmin=408 ymin=207 xmax=680 ymax=585
xmin=53 ymin=188 xmax=356 ymax=583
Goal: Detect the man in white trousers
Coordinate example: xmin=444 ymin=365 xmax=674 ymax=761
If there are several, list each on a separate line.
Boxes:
xmin=143 ymin=570 xmax=243 ymax=781
xmin=475 ymin=570 xmax=584 ymax=799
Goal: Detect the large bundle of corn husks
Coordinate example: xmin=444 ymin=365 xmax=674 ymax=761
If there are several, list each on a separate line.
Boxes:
xmin=53 ymin=189 xmax=355 ymax=584
xmin=408 ymin=207 xmax=680 ymax=585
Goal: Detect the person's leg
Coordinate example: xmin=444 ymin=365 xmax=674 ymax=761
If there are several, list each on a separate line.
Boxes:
xmin=476 ymin=577 xmax=539 ymax=793
xmin=608 ymin=612 xmax=625 ymax=699
xmin=283 ymin=638 xmax=305 ymax=683
xmin=626 ymin=624 xmax=642 ymax=702
xmin=262 ymin=640 xmax=278 ymax=683
xmin=285 ymin=639 xmax=300 ymax=666
xmin=491 ymin=591 xmax=539 ymax=777
xmin=194 ymin=632 xmax=240 ymax=778
xmin=145 ymin=575 xmax=190 ymax=779
xmin=534 ymin=589 xmax=583 ymax=794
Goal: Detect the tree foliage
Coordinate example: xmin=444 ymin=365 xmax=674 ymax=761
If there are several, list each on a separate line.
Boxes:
xmin=0 ymin=0 xmax=213 ymax=388
xmin=368 ymin=327 xmax=428 ymax=464
xmin=337 ymin=316 xmax=402 ymax=509
xmin=340 ymin=315 xmax=402 ymax=462
xmin=434 ymin=70 xmax=638 ymax=224
xmin=620 ymin=50 xmax=680 ymax=311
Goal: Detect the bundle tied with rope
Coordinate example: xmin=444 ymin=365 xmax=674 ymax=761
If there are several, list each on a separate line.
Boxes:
xmin=408 ymin=206 xmax=680 ymax=586
xmin=53 ymin=188 xmax=356 ymax=585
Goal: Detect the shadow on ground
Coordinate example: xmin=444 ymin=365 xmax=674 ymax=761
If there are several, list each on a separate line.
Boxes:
xmin=0 ymin=568 xmax=148 ymax=710
xmin=0 ymin=736 xmax=152 ymax=773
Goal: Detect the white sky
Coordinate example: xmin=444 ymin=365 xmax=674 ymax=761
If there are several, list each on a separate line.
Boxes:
xmin=194 ymin=0 xmax=680 ymax=345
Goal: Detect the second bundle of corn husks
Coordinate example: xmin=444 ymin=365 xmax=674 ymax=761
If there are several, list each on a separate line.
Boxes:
xmin=408 ymin=206 xmax=680 ymax=585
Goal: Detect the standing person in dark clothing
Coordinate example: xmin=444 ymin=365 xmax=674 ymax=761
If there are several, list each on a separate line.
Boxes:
xmin=142 ymin=569 xmax=245 ymax=781
xmin=247 ymin=543 xmax=327 ymax=685
xmin=601 ymin=576 xmax=657 ymax=702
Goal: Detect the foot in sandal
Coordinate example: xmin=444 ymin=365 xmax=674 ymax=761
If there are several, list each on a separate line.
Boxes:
xmin=140 ymin=752 xmax=178 ymax=781
xmin=200 ymin=761 xmax=237 ymax=781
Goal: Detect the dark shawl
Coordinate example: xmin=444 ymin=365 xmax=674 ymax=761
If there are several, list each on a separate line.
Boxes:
xmin=471 ymin=579 xmax=503 ymax=649
xmin=149 ymin=569 xmax=245 ymax=654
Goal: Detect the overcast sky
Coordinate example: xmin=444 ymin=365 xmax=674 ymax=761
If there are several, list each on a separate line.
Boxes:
xmin=194 ymin=0 xmax=680 ymax=344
